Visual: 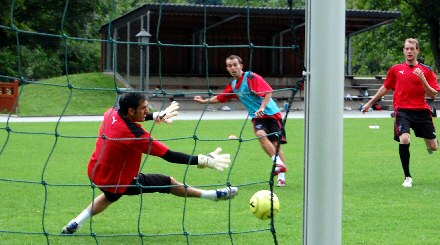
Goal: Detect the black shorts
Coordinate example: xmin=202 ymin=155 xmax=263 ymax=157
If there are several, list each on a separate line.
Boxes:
xmin=394 ymin=108 xmax=436 ymax=142
xmin=252 ymin=117 xmax=287 ymax=144
xmin=102 ymin=173 xmax=172 ymax=202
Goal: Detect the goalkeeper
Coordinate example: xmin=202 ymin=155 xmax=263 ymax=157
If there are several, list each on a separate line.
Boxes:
xmin=194 ymin=55 xmax=288 ymax=187
xmin=61 ymin=92 xmax=237 ymax=235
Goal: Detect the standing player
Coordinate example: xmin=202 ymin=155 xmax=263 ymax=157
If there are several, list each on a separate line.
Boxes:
xmin=61 ymin=92 xmax=237 ymax=234
xmin=362 ymin=38 xmax=440 ymax=187
xmin=193 ymin=55 xmax=288 ymax=187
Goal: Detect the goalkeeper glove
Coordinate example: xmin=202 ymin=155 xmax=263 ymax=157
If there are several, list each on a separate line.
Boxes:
xmin=153 ymin=101 xmax=179 ymax=124
xmin=198 ymin=147 xmax=231 ymax=172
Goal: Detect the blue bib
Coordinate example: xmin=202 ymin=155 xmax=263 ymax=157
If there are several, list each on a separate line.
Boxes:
xmin=231 ymin=71 xmax=280 ymax=118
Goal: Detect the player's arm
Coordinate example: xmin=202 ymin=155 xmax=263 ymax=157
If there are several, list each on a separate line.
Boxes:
xmin=194 ymin=85 xmax=234 ymax=104
xmin=424 ymin=83 xmax=438 ymax=100
xmin=255 ymin=92 xmax=272 ymax=117
xmin=161 ymin=148 xmax=231 ymax=172
xmin=145 ymin=113 xmax=155 ymax=121
xmin=251 ymin=75 xmax=274 ymax=117
xmin=414 ymin=68 xmax=437 ymax=99
xmin=193 ymin=95 xmax=220 ymax=104
xmin=361 ymin=85 xmax=390 ymax=113
xmin=161 ymin=150 xmax=198 ymax=164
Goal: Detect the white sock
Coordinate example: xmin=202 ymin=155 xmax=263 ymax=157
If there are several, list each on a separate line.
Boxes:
xmin=72 ymin=209 xmax=92 ymax=226
xmin=271 ymin=155 xmax=285 ymax=165
xmin=278 ymin=172 xmax=286 ymax=181
xmin=200 ymin=190 xmax=217 ymax=201
xmin=272 ymin=155 xmax=286 ymax=173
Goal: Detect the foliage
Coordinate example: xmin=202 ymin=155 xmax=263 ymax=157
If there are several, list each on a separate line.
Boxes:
xmin=403 ymin=0 xmax=440 ymax=72
xmin=1 ymin=0 xmax=438 ymax=77
xmin=0 ymin=45 xmax=63 ymax=79
xmin=65 ymin=41 xmax=101 ymax=74
xmin=348 ymin=0 xmax=440 ymax=74
xmin=0 ymin=0 xmax=106 ymax=79
xmin=0 ymin=47 xmax=19 ymax=77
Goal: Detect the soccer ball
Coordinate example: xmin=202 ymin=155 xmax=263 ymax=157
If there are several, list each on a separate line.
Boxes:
xmin=249 ymin=190 xmax=280 ymax=220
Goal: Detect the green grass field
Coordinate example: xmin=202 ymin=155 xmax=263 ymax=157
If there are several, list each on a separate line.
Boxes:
xmin=1 ymin=117 xmax=440 ymax=244
xmin=1 ymin=73 xmax=439 ymax=244
xmin=17 ymin=72 xmax=124 ymax=116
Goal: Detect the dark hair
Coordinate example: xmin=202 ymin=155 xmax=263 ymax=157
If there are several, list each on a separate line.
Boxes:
xmin=118 ymin=92 xmax=146 ymax=116
xmin=226 ymin=55 xmax=243 ymax=64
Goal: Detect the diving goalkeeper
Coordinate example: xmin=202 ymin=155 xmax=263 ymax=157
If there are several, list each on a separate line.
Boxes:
xmin=61 ymin=92 xmax=237 ymax=234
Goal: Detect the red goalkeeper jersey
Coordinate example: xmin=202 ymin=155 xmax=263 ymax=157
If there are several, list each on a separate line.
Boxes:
xmin=88 ymin=108 xmax=169 ymax=193
xmin=384 ymin=63 xmax=440 ymax=110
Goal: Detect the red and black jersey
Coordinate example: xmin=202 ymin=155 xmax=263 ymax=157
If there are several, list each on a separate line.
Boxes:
xmin=88 ymin=108 xmax=169 ymax=194
xmin=384 ymin=63 xmax=440 ymax=110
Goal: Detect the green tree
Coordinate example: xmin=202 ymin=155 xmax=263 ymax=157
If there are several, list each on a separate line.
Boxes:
xmin=347 ymin=0 xmax=440 ymax=74
xmin=403 ymin=0 xmax=440 ymax=72
xmin=0 ymin=0 xmax=106 ymax=79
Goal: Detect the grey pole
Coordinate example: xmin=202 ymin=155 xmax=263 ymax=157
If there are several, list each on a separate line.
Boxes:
xmin=146 ymin=35 xmax=150 ymax=94
xmin=136 ymin=29 xmax=152 ymax=92
xmin=303 ymin=0 xmax=345 ymax=244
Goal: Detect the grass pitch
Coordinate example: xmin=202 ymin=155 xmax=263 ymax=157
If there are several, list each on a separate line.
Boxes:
xmin=1 ymin=117 xmax=440 ymax=244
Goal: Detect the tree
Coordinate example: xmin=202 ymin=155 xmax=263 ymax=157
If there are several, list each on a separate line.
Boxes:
xmin=403 ymin=0 xmax=440 ymax=72
xmin=0 ymin=0 xmax=105 ymax=79
xmin=347 ymin=0 xmax=440 ymax=74
xmin=1 ymin=0 xmax=437 ymax=78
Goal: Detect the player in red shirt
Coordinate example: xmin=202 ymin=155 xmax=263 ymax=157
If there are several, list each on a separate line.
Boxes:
xmin=362 ymin=38 xmax=440 ymax=188
xmin=194 ymin=55 xmax=288 ymax=187
xmin=61 ymin=92 xmax=237 ymax=234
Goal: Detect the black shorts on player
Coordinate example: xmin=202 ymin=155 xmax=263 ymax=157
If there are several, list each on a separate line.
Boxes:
xmin=102 ymin=173 xmax=172 ymax=202
xmin=394 ymin=108 xmax=436 ymax=142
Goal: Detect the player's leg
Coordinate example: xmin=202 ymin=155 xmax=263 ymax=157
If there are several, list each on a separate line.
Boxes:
xmin=255 ymin=129 xmax=278 ymax=156
xmin=270 ymin=140 xmax=287 ymax=187
xmin=416 ymin=112 xmax=439 ymax=154
xmin=253 ymin=118 xmax=288 ymax=187
xmin=61 ymin=192 xmax=117 ymax=234
xmin=399 ymin=132 xmax=411 ymax=180
xmin=255 ymin=129 xmax=286 ymax=165
xmin=133 ymin=173 xmax=238 ymax=201
xmin=271 ymin=141 xmax=286 ymax=162
xmin=276 ymin=143 xmax=286 ymax=163
xmin=424 ymin=138 xmax=438 ymax=153
xmin=255 ymin=129 xmax=287 ymax=186
xmin=395 ymin=109 xmax=412 ymax=187
xmin=169 ymin=177 xmax=238 ymax=201
xmin=86 ymin=193 xmax=113 ymax=215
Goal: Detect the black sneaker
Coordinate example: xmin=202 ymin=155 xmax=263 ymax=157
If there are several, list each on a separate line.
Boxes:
xmin=61 ymin=222 xmax=78 ymax=234
xmin=215 ymin=187 xmax=238 ymax=201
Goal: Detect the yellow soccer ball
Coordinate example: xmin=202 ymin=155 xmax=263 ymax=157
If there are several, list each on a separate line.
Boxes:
xmin=249 ymin=190 xmax=280 ymax=220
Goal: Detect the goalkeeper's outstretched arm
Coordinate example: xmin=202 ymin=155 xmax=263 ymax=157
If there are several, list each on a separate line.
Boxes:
xmin=161 ymin=150 xmax=198 ymax=165
xmin=161 ymin=147 xmax=231 ymax=172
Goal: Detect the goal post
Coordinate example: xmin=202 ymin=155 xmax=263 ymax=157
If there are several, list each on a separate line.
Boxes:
xmin=303 ymin=0 xmax=345 ymax=244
